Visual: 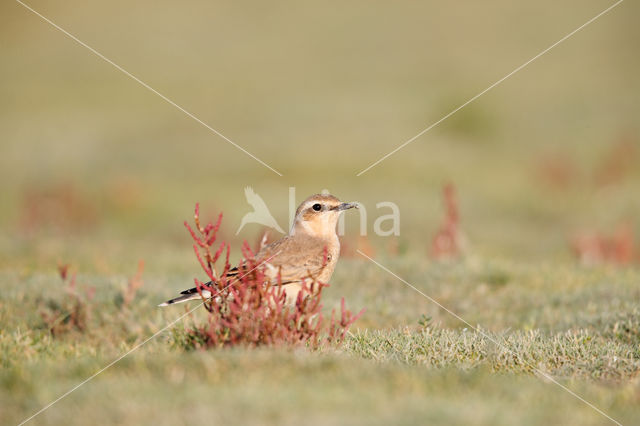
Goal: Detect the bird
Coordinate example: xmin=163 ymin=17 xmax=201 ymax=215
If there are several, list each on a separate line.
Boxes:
xmin=235 ymin=186 xmax=285 ymax=235
xmin=160 ymin=193 xmax=358 ymax=306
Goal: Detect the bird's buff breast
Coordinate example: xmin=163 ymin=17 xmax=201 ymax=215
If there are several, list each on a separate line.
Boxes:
xmin=282 ymin=242 xmax=339 ymax=304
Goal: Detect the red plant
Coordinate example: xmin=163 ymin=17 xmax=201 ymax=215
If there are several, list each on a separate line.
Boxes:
xmin=430 ymin=183 xmax=466 ymax=259
xmin=570 ymin=223 xmax=637 ymax=266
xmin=40 ymin=264 xmax=95 ymax=336
xmin=19 ymin=183 xmax=98 ymax=234
xmin=387 ymin=236 xmax=400 ymax=256
xmin=340 ymin=235 xmax=376 ymax=259
xmin=254 ymin=228 xmax=275 ymax=253
xmin=594 ymin=135 xmax=637 ymax=187
xmin=179 ymin=204 xmax=364 ymax=349
xmin=122 ymin=260 xmax=145 ymax=308
xmin=536 ymin=153 xmax=576 ymax=190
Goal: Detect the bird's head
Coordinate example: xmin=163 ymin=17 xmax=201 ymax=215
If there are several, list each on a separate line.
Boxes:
xmin=291 ymin=194 xmax=358 ymax=238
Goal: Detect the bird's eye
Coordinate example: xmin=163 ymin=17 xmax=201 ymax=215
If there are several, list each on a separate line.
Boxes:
xmin=312 ymin=203 xmax=322 ymax=211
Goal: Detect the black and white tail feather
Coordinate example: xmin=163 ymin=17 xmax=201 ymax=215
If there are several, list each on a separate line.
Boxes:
xmin=158 ymin=263 xmax=296 ymax=307
xmin=158 ymin=267 xmax=241 ymax=307
xmin=157 ymin=286 xmax=217 ymax=306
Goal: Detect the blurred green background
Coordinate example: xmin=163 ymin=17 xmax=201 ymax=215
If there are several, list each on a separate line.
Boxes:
xmin=2 ymin=0 xmax=638 ymax=272
xmin=2 ymin=1 xmax=640 ymax=425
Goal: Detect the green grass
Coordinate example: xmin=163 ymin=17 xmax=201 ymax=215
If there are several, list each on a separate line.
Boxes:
xmin=2 ymin=0 xmax=640 ymax=424
xmin=1 ymin=258 xmax=639 ymax=425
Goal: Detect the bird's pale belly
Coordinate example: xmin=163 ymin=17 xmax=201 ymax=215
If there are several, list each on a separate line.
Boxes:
xmin=281 ymin=250 xmax=339 ymax=305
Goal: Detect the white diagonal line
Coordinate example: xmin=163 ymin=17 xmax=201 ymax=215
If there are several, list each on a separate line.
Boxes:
xmin=356 ymin=0 xmax=624 ymax=176
xmin=15 ymin=0 xmax=283 ymax=177
xmin=357 ymin=250 xmax=622 ymax=426
xmin=18 ymin=251 xmax=281 ymax=426
xmin=17 ymin=302 xmax=201 ymax=426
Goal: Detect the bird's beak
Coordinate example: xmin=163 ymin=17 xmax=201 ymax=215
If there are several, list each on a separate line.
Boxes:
xmin=335 ymin=202 xmax=358 ymax=211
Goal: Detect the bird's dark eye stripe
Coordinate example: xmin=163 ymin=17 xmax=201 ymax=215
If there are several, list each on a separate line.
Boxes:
xmin=312 ymin=203 xmax=322 ymax=211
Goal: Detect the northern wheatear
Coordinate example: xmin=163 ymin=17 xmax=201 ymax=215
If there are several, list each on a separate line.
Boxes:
xmin=160 ymin=194 xmax=358 ymax=306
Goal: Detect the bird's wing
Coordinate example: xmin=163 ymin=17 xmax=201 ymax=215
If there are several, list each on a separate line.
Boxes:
xmin=160 ymin=237 xmax=330 ymax=306
xmin=258 ymin=237 xmax=330 ymax=283
xmin=177 ymin=267 xmax=241 ymax=295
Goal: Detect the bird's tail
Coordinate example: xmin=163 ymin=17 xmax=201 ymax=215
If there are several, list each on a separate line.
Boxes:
xmin=158 ymin=290 xmax=211 ymax=307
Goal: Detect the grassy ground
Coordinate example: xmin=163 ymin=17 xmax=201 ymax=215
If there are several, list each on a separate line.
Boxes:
xmin=1 ymin=258 xmax=639 ymax=425
xmin=2 ymin=0 xmax=640 ymax=425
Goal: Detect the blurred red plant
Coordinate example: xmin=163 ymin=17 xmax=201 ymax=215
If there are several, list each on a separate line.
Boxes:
xmin=535 ymin=133 xmax=638 ymax=190
xmin=19 ymin=183 xmax=98 ymax=234
xmin=536 ymin=153 xmax=577 ymax=190
xmin=254 ymin=228 xmax=275 ymax=253
xmin=122 ymin=260 xmax=145 ymax=308
xmin=387 ymin=236 xmax=400 ymax=256
xmin=430 ymin=183 xmax=466 ymax=260
xmin=340 ymin=235 xmax=376 ymax=259
xmin=594 ymin=135 xmax=637 ymax=187
xmin=105 ymin=175 xmax=144 ymax=211
xmin=40 ymin=264 xmax=95 ymax=336
xmin=178 ymin=204 xmax=364 ymax=349
xmin=570 ymin=223 xmax=637 ymax=266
